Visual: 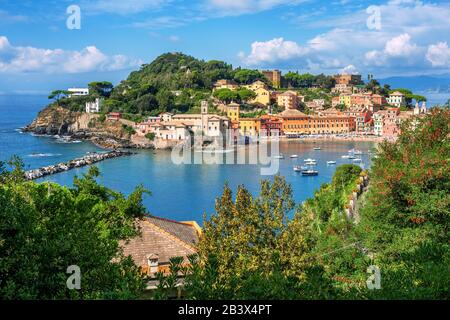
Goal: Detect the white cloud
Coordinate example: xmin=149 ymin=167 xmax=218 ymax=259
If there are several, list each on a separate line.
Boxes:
xmin=426 ymin=42 xmax=450 ymax=67
xmin=281 ymin=0 xmax=450 ymax=75
xmin=341 ymin=64 xmax=359 ymax=75
xmin=364 ymin=33 xmax=422 ymax=67
xmin=384 ymin=34 xmax=417 ymax=57
xmin=239 ymin=37 xmax=309 ymax=66
xmin=0 ymin=36 xmax=142 ymax=74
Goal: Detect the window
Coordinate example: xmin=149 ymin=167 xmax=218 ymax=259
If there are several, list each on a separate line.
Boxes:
xmin=147 ymin=254 xmax=159 ymax=274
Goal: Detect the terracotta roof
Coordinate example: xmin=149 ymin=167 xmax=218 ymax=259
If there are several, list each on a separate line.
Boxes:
xmin=279 ymin=109 xmax=308 ymax=118
xmin=121 ymin=216 xmax=200 ymax=268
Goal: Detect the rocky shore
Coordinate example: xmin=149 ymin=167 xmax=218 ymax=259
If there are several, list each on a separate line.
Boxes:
xmin=23 ymin=106 xmax=155 ymax=149
xmin=24 ymin=150 xmax=134 ymax=180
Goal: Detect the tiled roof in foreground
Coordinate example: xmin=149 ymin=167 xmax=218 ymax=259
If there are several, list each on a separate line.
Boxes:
xmin=121 ymin=216 xmax=201 ymax=268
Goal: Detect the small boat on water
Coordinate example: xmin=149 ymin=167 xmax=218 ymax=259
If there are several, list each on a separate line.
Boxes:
xmin=293 ymin=165 xmax=308 ymax=172
xmin=290 ymin=155 xmax=299 ymax=158
xmin=341 ymin=155 xmax=350 ymax=159
xmin=301 ymin=169 xmax=319 ymax=176
xmin=274 ymin=154 xmax=285 ymax=159
xmin=313 ymin=147 xmax=321 ymax=150
xmin=304 ymin=158 xmax=317 ymax=163
xmin=348 ymin=155 xmax=356 ymax=159
xmin=353 ymin=158 xmax=362 ymax=163
xmin=353 ymin=149 xmax=363 ymax=155
xmin=327 ymin=161 xmax=337 ymax=165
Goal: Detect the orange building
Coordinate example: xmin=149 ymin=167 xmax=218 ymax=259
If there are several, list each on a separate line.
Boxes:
xmin=279 ymin=109 xmax=310 ymax=135
xmin=308 ymin=115 xmax=355 ymax=134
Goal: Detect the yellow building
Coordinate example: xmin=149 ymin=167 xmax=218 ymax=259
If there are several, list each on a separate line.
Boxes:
xmin=238 ymin=118 xmax=261 ymax=137
xmin=226 ymin=103 xmax=240 ymax=122
xmin=339 ymin=94 xmax=352 ymax=108
xmin=245 ymin=80 xmax=271 ymax=106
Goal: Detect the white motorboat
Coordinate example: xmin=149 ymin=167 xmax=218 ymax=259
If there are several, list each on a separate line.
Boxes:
xmin=313 ymin=147 xmax=321 ymax=150
xmin=353 ymin=158 xmax=362 ymax=162
xmin=327 ymin=161 xmax=337 ymax=165
xmin=301 ymin=169 xmax=319 ymax=176
xmin=274 ymin=154 xmax=285 ymax=159
xmin=341 ymin=155 xmax=350 ymax=159
xmin=290 ymin=155 xmax=299 ymax=158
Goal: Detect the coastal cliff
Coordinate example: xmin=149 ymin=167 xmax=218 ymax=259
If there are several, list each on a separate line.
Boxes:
xmin=24 ymin=106 xmax=154 ymax=149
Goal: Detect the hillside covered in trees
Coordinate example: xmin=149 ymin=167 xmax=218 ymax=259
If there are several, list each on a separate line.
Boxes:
xmin=49 ymin=52 xmax=338 ymax=118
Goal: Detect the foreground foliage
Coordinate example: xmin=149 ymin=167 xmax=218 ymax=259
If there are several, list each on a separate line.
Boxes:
xmin=0 ymin=164 xmax=148 ymax=299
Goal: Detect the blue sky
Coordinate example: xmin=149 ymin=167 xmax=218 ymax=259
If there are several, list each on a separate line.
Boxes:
xmin=1 ymin=0 xmax=450 ymax=93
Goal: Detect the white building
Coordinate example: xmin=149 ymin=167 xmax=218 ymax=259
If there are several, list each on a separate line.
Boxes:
xmin=85 ymin=98 xmax=102 ymax=113
xmin=387 ymin=91 xmax=406 ymax=107
xmin=68 ymin=88 xmax=89 ymax=97
xmin=141 ymin=101 xmax=229 ymax=141
xmin=373 ymin=111 xmax=387 ymax=136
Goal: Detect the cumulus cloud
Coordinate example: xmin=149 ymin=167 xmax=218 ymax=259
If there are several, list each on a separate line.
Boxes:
xmin=426 ymin=42 xmax=450 ymax=67
xmin=281 ymin=0 xmax=450 ymax=75
xmin=0 ymin=36 xmax=142 ymax=74
xmin=341 ymin=65 xmax=359 ymax=75
xmin=364 ymin=33 xmax=421 ymax=67
xmin=239 ymin=38 xmax=310 ymax=66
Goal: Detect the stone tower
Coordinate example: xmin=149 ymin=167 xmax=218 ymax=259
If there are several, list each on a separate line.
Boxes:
xmin=201 ymin=100 xmax=208 ymax=135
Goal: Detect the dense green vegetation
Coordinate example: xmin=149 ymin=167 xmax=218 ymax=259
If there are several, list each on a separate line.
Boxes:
xmin=0 ymin=161 xmax=148 ymax=299
xmin=284 ymin=72 xmax=335 ymax=89
xmin=213 ymin=88 xmax=256 ymax=104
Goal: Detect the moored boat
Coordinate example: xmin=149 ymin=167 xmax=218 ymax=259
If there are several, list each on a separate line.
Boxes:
xmin=290 ymin=154 xmax=298 ymax=158
xmin=327 ymin=161 xmax=336 ymax=165
xmin=301 ymin=169 xmax=319 ymax=176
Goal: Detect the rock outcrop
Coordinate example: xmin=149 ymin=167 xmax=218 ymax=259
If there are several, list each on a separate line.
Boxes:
xmin=24 ymin=106 xmax=155 ymax=149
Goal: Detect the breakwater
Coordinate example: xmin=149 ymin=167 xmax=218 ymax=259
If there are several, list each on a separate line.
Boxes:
xmin=24 ymin=150 xmax=133 ymax=180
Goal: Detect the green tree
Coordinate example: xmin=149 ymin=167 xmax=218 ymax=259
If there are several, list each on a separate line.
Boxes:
xmin=213 ymin=88 xmax=239 ymax=104
xmin=155 ymin=89 xmax=175 ymax=112
xmin=0 ymin=163 xmax=148 ymax=299
xmin=88 ymin=81 xmax=114 ymax=98
xmin=233 ymin=69 xmax=265 ymax=85
xmin=48 ymin=90 xmax=71 ymax=105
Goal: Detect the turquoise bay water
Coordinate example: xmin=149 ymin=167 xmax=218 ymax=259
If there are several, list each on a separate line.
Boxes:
xmin=0 ymin=95 xmax=375 ymax=222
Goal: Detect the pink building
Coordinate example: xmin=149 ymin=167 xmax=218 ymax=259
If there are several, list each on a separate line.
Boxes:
xmin=382 ymin=108 xmax=400 ymax=139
